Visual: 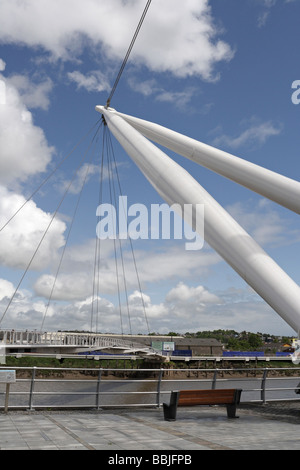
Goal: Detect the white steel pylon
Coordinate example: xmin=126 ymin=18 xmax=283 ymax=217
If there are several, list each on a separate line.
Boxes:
xmin=96 ymin=105 xmax=300 ymax=333
xmin=97 ymin=107 xmax=300 ymax=215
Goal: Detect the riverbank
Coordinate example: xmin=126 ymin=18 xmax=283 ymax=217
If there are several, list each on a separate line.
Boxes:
xmin=3 ymin=355 xmax=300 ymax=380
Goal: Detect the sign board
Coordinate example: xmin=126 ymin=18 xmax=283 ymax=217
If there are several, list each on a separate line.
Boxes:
xmin=0 ymin=370 xmax=16 ymax=383
xmin=151 ymin=341 xmax=163 ymax=351
xmin=163 ymin=342 xmax=175 ymax=351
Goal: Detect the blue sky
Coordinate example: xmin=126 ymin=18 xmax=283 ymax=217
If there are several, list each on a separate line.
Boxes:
xmin=0 ymin=0 xmax=299 ymax=336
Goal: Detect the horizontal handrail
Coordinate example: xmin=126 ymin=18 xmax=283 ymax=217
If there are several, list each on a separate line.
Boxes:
xmin=0 ymin=365 xmax=299 ymax=411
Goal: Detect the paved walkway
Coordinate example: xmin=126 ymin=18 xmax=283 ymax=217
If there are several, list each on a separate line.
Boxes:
xmin=0 ymin=404 xmax=299 ymax=451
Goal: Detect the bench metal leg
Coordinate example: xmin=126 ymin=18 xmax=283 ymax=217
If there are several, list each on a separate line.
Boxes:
xmin=226 ymin=404 xmax=239 ymax=418
xmin=163 ymin=391 xmax=179 ymax=421
xmin=163 ymin=403 xmax=177 ymax=421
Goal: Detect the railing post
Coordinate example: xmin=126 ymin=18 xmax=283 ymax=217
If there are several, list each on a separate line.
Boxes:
xmin=212 ymin=369 xmax=218 ymax=389
xmin=28 ymin=367 xmax=36 ymax=411
xmin=157 ymin=369 xmax=163 ymax=408
xmin=261 ymin=369 xmax=268 ymax=404
xmin=95 ymin=368 xmax=103 ymax=410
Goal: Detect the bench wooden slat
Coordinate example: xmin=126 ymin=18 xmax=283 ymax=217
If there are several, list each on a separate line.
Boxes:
xmin=178 ymin=389 xmax=237 ymax=407
xmin=163 ymin=388 xmax=242 ymax=421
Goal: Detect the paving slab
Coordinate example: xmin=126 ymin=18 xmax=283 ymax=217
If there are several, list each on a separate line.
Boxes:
xmin=0 ymin=403 xmax=299 ymax=452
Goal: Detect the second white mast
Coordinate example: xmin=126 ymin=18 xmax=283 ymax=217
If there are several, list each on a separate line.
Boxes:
xmin=96 ymin=107 xmax=300 ymax=215
xmin=96 ymin=105 xmax=300 ymax=333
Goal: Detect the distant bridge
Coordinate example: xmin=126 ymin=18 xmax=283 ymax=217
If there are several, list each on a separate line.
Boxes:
xmin=0 ymin=329 xmax=161 ymax=357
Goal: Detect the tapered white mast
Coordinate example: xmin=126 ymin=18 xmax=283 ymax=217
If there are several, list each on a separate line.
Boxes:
xmin=97 ymin=107 xmax=300 ymax=215
xmin=96 ymin=105 xmax=300 ymax=333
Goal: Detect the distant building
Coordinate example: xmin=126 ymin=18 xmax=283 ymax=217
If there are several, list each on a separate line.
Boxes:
xmin=112 ymin=335 xmax=223 ymax=356
xmin=170 ymin=337 xmax=223 ymax=356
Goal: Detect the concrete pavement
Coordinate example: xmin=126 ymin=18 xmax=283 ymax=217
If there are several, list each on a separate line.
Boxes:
xmin=0 ymin=403 xmax=299 ymax=451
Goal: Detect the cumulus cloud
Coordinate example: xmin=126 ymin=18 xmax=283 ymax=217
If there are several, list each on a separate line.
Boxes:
xmin=0 ymin=70 xmax=55 ymax=187
xmin=0 ymin=58 xmax=6 ymax=72
xmin=0 ymin=0 xmax=234 ymax=81
xmin=67 ymin=70 xmax=110 ymax=93
xmin=6 ymin=74 xmax=53 ymax=110
xmin=0 ymin=186 xmax=66 ymax=270
xmin=212 ymin=118 xmax=282 ymax=150
xmin=0 ymin=279 xmax=15 ymax=301
xmin=166 ymin=282 xmax=221 ymax=306
xmin=226 ymin=199 xmax=300 ymax=247
xmin=29 ymin=241 xmax=223 ymax=333
xmin=0 ymin=273 xmax=295 ymax=335
xmin=33 ymin=239 xmax=221 ymax=302
xmin=0 ymin=286 xmax=55 ymax=330
xmin=34 ymin=272 xmax=94 ymax=301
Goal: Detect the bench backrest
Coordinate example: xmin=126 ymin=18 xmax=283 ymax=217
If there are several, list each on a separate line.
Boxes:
xmin=177 ymin=388 xmax=241 ymax=407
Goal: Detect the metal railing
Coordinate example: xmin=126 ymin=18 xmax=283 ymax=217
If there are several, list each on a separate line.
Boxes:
xmin=0 ymin=329 xmax=155 ymax=351
xmin=0 ymin=366 xmax=299 ymax=411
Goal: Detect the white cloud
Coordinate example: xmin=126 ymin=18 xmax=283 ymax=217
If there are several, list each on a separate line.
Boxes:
xmin=127 ymin=77 xmax=159 ymax=97
xmin=0 ymin=287 xmax=54 ymax=330
xmin=257 ymin=10 xmax=271 ymax=27
xmin=0 ymin=72 xmax=55 ymax=186
xmin=226 ymin=199 xmax=298 ymax=247
xmin=212 ymin=118 xmax=282 ymax=150
xmin=0 ymin=0 xmax=234 ymax=81
xmin=166 ymin=282 xmax=221 ymax=306
xmin=260 ymin=0 xmax=277 ymax=5
xmin=155 ymin=88 xmax=197 ymax=109
xmin=256 ymin=0 xmax=295 ymax=27
xmin=0 ymin=279 xmax=15 ymax=301
xmin=0 ymin=58 xmax=6 ymax=72
xmin=136 ymin=0 xmax=234 ymax=80
xmin=128 ymin=77 xmax=197 ymax=108
xmin=60 ymin=163 xmax=102 ymax=195
xmin=0 ymin=273 xmax=295 ymax=335
xmin=6 ymin=74 xmax=53 ymax=110
xmin=128 ymin=290 xmax=168 ymax=324
xmin=0 ymin=186 xmax=66 ymax=270
xmin=28 ymin=240 xmax=224 ymax=333
xmin=33 ymin=239 xmax=221 ymax=302
xmin=34 ymin=272 xmax=94 ymax=301
xmin=67 ymin=70 xmax=110 ymax=93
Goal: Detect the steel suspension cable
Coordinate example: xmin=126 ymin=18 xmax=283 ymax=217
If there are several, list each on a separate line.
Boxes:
xmin=106 ymin=130 xmax=124 ymax=336
xmin=106 ymin=0 xmax=152 ymax=108
xmin=106 ymin=128 xmax=132 ymax=336
xmin=41 ymin=123 xmax=103 ymax=330
xmin=106 ymin=129 xmax=151 ymax=336
xmin=91 ymin=126 xmax=106 ymax=332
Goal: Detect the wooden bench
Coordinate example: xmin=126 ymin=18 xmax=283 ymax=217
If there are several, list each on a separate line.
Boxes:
xmin=163 ymin=388 xmax=242 ymax=421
